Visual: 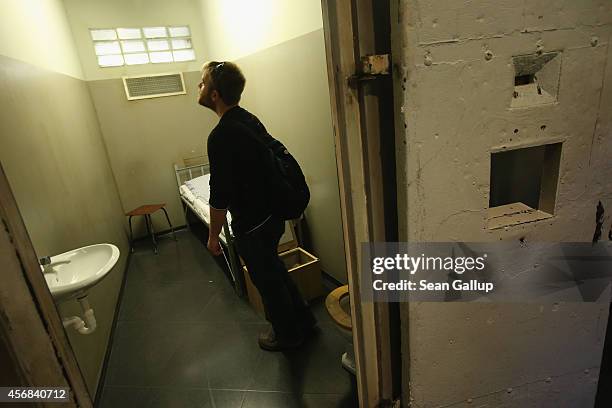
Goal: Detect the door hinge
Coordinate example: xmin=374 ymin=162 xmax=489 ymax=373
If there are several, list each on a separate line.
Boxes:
xmin=348 ymin=54 xmax=391 ymax=88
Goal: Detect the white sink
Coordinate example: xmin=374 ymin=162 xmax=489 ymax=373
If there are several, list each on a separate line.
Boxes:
xmin=43 ymin=244 xmax=120 ymax=301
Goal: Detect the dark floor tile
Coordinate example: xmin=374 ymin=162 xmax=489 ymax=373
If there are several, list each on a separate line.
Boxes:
xmin=199 ymin=285 xmax=263 ymax=323
xmin=311 ymin=296 xmax=335 ymax=325
xmin=98 ymin=387 xmax=153 ymax=408
xmin=146 ymin=388 xmax=212 ymax=408
xmin=128 ymin=233 xmax=220 ymax=284
xmin=241 ymin=391 xmax=357 ymax=408
xmin=302 ymin=392 xmax=358 ymax=408
xmin=248 ymin=324 xmax=353 ymax=394
xmin=127 ymin=255 xmax=212 ymax=284
xmin=188 ymin=323 xmax=266 ymax=389
xmin=209 ymin=390 xmax=245 ymax=408
xmin=104 ymin=321 xmax=208 ymax=387
xmin=98 ymin=387 xmax=239 ymax=408
xmin=101 ymin=229 xmax=356 ymax=404
xmin=118 ymin=279 xmax=220 ymax=322
xmin=104 ymin=321 xmax=267 ymax=390
xmin=241 ymin=391 xmax=302 ymax=408
xmin=99 ymin=388 xmax=356 ymax=408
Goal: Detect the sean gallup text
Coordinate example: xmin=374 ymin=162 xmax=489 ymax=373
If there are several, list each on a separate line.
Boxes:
xmin=372 ymin=279 xmax=494 ymax=293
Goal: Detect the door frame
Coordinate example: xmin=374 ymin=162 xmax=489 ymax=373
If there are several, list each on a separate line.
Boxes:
xmin=321 ymin=1 xmax=399 ymax=406
xmin=0 ymin=162 xmax=92 ymax=407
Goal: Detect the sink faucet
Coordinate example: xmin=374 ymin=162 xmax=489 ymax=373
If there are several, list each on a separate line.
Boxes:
xmin=40 ymin=256 xmax=71 ymax=273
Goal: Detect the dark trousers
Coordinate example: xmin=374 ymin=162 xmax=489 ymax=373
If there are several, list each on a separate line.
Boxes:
xmin=235 ymin=217 xmax=313 ymax=340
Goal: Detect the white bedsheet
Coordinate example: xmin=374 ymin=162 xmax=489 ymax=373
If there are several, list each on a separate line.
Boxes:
xmin=185 ymin=174 xmax=211 ymax=202
xmin=193 ymin=198 xmax=209 ymax=221
xmin=180 ymin=174 xmax=233 ymax=242
xmin=179 ymin=185 xmax=196 ymax=203
xmin=180 ymin=174 xmax=296 ymax=250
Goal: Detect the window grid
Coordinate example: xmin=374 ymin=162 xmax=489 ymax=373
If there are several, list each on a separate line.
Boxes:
xmin=90 ymin=26 xmax=196 ymax=67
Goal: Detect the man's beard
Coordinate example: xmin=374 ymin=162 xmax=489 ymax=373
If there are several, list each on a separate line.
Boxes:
xmin=198 ymin=91 xmax=215 ymax=110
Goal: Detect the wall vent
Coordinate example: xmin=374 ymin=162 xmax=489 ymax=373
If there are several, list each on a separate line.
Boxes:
xmin=122 ymin=72 xmax=186 ymax=100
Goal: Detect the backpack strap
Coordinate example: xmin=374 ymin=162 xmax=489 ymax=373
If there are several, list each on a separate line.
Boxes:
xmin=230 ymin=114 xmax=283 ymax=154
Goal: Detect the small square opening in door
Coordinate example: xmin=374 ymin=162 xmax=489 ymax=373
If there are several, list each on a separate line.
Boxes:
xmin=487 ymin=142 xmax=562 ymax=229
xmin=511 ymin=52 xmax=561 ymax=108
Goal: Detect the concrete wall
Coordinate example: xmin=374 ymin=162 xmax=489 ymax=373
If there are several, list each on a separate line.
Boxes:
xmin=199 ymin=0 xmax=323 ymax=61
xmin=62 ymin=0 xmax=218 ymax=236
xmin=87 ymin=72 xmax=217 ymax=232
xmin=397 ymin=1 xmax=612 ymax=406
xmin=0 ymin=0 xmax=83 ymax=79
xmin=235 ymin=30 xmax=347 ymax=283
xmin=0 ymin=0 xmax=128 ymax=397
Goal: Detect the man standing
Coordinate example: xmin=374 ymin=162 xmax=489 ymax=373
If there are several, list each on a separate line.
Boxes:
xmin=197 ymin=61 xmax=316 ymax=351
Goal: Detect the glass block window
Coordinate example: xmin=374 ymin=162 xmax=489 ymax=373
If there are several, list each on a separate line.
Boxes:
xmin=89 ymin=26 xmax=195 ymax=67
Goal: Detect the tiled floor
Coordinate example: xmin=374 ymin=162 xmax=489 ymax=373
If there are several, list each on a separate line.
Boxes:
xmin=98 ymin=230 xmax=357 ymax=407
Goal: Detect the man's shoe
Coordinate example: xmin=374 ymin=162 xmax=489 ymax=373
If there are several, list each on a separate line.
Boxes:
xmin=258 ymin=327 xmax=303 ymax=352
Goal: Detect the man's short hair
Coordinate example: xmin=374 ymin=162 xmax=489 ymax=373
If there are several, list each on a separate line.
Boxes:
xmin=204 ymin=61 xmax=246 ymax=105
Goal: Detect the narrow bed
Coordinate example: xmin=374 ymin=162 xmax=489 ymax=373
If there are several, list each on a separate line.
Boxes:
xmin=178 ymin=171 xmax=234 ymax=243
xmin=174 ymin=160 xmax=297 ymax=297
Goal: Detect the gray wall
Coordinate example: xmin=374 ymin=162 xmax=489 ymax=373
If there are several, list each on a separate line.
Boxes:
xmin=87 ymin=71 xmax=217 ymax=235
xmin=235 ymin=29 xmax=346 ymax=283
xmin=0 ymin=55 xmax=129 ymax=397
xmin=396 ymin=0 xmax=612 ymax=406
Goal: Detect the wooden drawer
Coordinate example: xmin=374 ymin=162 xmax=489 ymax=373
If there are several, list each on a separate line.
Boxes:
xmin=243 ymin=247 xmax=323 ymax=317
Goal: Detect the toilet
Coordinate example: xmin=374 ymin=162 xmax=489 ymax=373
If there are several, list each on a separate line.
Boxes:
xmin=325 ymin=285 xmax=355 ymax=375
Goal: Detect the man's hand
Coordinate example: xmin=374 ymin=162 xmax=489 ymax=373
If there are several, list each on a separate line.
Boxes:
xmin=208 ymin=206 xmax=227 ymax=257
xmin=207 ymin=235 xmax=222 ymax=256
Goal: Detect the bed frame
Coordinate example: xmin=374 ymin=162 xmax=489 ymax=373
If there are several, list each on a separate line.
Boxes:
xmin=173 ymin=162 xmax=245 ymax=297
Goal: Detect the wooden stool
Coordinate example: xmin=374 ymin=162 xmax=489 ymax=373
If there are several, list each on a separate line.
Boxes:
xmin=126 ymin=204 xmax=176 ymax=254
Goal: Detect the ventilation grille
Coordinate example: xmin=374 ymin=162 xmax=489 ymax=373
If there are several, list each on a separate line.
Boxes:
xmin=122 ymin=73 xmax=186 ymax=100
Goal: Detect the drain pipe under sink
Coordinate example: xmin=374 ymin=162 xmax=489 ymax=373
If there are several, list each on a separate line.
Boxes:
xmin=63 ymin=296 xmax=97 ymax=334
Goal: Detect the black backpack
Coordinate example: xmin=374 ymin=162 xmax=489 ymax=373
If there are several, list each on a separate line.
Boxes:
xmin=236 ymin=114 xmax=310 ymax=220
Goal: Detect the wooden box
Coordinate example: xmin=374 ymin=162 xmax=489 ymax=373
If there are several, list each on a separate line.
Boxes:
xmin=243 ymin=247 xmax=323 ymax=317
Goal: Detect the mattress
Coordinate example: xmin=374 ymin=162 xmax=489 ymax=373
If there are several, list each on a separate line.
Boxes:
xmin=180 ymin=174 xmax=233 ymax=242
xmin=179 ymin=174 xmax=294 ymax=248
xmin=185 ymin=175 xmax=211 ymax=203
